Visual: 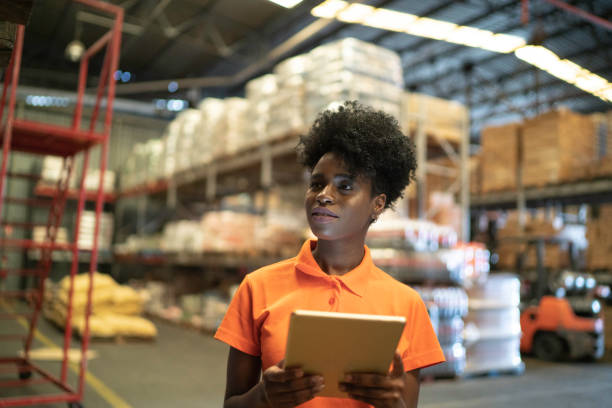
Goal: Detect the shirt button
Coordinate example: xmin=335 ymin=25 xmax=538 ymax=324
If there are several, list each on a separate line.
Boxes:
xmin=329 ymin=297 xmax=335 ymax=305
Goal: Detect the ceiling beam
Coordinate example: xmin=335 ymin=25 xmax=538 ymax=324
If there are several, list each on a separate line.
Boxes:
xmin=130 ymin=0 xmax=222 ymax=73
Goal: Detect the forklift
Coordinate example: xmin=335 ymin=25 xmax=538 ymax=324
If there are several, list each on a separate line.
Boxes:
xmin=504 ymin=237 xmax=604 ymax=361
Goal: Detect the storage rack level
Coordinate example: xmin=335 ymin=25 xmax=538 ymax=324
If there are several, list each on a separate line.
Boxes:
xmin=0 ymin=1 xmax=123 ymax=407
xmin=471 ymin=179 xmax=612 ymax=209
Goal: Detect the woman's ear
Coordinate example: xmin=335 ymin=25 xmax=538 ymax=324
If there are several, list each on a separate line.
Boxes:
xmin=373 ymin=193 xmax=386 ymax=217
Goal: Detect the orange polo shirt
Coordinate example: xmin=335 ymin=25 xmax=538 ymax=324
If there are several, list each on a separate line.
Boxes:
xmin=215 ymin=240 xmax=444 ymax=407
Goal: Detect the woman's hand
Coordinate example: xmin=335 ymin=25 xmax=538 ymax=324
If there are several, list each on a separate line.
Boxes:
xmin=261 ymin=361 xmax=325 ymax=408
xmin=339 ymin=352 xmax=408 ymax=408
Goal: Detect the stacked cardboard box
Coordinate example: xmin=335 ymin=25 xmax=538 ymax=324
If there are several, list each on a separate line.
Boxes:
xmin=495 ymin=210 xmax=568 ymax=270
xmin=586 ymin=204 xmax=612 ymax=269
xmin=587 ymin=111 xmax=612 ymax=178
xmin=401 ymin=93 xmax=468 ymax=143
xmin=480 ymin=123 xmax=520 ymax=192
xmin=522 ymin=108 xmax=594 ymax=187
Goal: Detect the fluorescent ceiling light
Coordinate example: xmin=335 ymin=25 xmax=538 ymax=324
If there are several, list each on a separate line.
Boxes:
xmin=337 ymin=3 xmax=374 ymax=23
xmin=268 ymin=0 xmax=303 ymax=8
xmin=481 ymin=33 xmax=526 ymax=53
xmin=363 ymin=8 xmax=417 ymax=31
xmin=309 ymin=1 xmax=611 ymax=102
xmin=574 ymin=74 xmax=609 ymax=94
xmin=406 ymin=18 xmax=457 ymax=40
xmin=311 ymin=1 xmax=524 ymax=53
xmin=446 ymin=26 xmax=493 ymax=48
xmin=311 ymin=0 xmax=347 ymax=18
xmin=515 ymin=45 xmax=612 ymax=102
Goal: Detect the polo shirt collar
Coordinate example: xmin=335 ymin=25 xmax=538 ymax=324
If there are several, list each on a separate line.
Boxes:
xmin=294 ymin=239 xmax=374 ymax=297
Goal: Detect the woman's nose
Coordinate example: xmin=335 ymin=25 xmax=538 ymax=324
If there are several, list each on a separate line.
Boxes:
xmin=316 ymin=184 xmax=334 ymax=204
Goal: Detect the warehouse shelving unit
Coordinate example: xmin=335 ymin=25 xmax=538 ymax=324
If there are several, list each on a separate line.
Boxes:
xmin=471 ymin=179 xmax=612 ymax=209
xmin=0 ymin=0 xmax=122 ymax=406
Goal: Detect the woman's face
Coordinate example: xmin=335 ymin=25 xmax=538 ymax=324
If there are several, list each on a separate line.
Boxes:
xmin=305 ymin=152 xmax=385 ymax=241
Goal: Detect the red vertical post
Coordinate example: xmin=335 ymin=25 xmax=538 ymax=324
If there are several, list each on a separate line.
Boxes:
xmin=78 ymin=6 xmax=123 ymax=398
xmin=0 ymin=25 xmax=25 ymax=224
xmin=521 ymin=0 xmax=529 ymax=25
xmin=72 ymin=57 xmax=89 ymax=131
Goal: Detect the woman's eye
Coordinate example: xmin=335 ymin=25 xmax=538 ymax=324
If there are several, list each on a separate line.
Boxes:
xmin=310 ymin=182 xmax=323 ymax=190
xmin=339 ymin=184 xmax=353 ymax=191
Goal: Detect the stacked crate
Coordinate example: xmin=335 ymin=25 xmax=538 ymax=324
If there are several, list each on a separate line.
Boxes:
xmin=522 ymin=108 xmax=594 ymax=186
xmin=586 ymin=204 xmax=612 ymax=270
xmin=481 ymin=123 xmax=520 ymax=193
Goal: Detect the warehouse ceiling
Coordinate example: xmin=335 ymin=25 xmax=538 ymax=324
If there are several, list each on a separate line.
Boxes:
xmin=15 ymin=0 xmax=612 ymax=137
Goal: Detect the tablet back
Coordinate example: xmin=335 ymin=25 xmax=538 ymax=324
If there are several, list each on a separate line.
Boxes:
xmin=284 ymin=310 xmax=406 ymax=398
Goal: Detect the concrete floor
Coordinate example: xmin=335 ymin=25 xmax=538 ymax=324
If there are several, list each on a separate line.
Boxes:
xmin=1 ymin=317 xmax=611 ymax=408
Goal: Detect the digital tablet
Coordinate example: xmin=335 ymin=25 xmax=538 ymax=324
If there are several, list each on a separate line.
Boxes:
xmin=284 ymin=310 xmax=406 ymax=398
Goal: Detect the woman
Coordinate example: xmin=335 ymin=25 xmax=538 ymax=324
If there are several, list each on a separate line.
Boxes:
xmin=215 ymin=101 xmax=444 ymax=408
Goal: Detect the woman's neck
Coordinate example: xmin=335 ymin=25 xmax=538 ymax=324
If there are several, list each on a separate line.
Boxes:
xmin=311 ymin=236 xmax=366 ymax=276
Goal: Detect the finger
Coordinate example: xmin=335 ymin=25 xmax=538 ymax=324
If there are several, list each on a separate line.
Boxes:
xmin=391 ymin=352 xmax=405 ymax=377
xmin=267 ymin=375 xmax=324 ymax=395
xmin=344 ymin=373 xmax=396 ymax=388
xmin=265 ymin=365 xmax=304 ymax=382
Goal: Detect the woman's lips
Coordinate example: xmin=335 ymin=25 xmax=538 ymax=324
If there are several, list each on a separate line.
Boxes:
xmin=311 ymin=207 xmax=339 ymax=224
xmin=311 ymin=214 xmax=338 ymax=224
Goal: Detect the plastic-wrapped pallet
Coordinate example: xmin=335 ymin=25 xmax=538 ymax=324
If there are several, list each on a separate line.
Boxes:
xmin=160 ymin=220 xmax=203 ymax=253
xmin=145 ymin=139 xmax=164 ymax=183
xmin=77 ymin=211 xmax=113 ymax=251
xmin=175 ymin=108 xmax=203 ymax=172
xmin=223 ymin=97 xmax=250 ymax=154
xmin=464 ymin=274 xmax=524 ymax=376
xmin=269 ymin=55 xmax=311 ymax=140
xmin=304 ymin=38 xmax=403 ymax=124
xmin=196 ymin=98 xmax=225 ymax=161
xmin=80 ymin=169 xmax=116 ymax=193
xmin=40 ymin=156 xmax=65 ymax=185
xmin=163 ymin=118 xmax=182 ymax=177
xmin=416 ymin=286 xmax=468 ymax=378
xmin=246 ymin=74 xmax=278 ymax=145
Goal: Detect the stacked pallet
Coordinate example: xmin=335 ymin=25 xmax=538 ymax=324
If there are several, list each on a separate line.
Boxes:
xmin=522 ymin=108 xmax=594 ymax=186
xmin=481 ymin=123 xmax=520 ymax=192
xmin=586 ymin=204 xmax=612 ymax=270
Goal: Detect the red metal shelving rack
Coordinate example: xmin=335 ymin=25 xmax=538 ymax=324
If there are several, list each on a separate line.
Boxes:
xmin=0 ymin=1 xmax=123 ymax=407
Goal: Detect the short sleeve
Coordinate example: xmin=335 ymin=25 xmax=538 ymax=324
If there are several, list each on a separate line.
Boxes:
xmin=398 ymin=294 xmax=445 ymax=372
xmin=214 ymin=275 xmax=261 ymax=356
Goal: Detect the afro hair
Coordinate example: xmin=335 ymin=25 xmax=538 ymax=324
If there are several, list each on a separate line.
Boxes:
xmin=297 ymin=101 xmax=416 ymax=209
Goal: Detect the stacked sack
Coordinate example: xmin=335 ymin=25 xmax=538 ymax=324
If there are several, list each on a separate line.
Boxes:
xmin=197 ymin=98 xmax=226 ymax=160
xmin=268 ymin=55 xmax=311 ymax=140
xmin=304 ymin=38 xmax=403 ymax=124
xmin=246 ymin=75 xmax=278 ymax=146
xmin=43 ymin=272 xmax=157 ymax=340
xmin=416 ymin=286 xmax=469 ymax=378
